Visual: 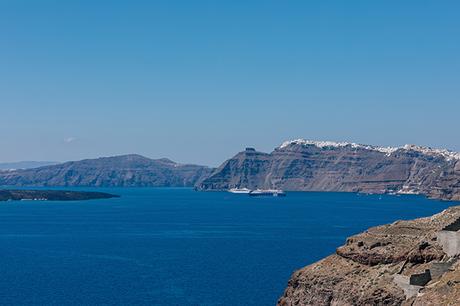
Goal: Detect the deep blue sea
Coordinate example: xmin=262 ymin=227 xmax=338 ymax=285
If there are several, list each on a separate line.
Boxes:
xmin=0 ymin=188 xmax=454 ymax=305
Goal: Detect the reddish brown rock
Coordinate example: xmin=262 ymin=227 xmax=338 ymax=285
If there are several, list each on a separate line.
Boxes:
xmin=278 ymin=206 xmax=460 ymax=306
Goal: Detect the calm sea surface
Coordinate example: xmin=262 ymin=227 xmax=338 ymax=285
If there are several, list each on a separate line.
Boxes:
xmin=0 ymin=188 xmax=454 ymax=305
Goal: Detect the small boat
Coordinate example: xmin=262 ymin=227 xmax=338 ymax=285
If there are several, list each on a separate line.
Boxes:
xmin=249 ymin=189 xmax=286 ymax=197
xmin=228 ymin=188 xmax=252 ymax=194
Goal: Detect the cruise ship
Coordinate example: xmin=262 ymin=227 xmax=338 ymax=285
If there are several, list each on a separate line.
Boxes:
xmin=228 ymin=188 xmax=252 ymax=194
xmin=249 ymin=189 xmax=286 ymax=197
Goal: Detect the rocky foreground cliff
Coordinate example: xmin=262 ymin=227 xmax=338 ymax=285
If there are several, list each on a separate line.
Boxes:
xmin=198 ymin=140 xmax=460 ymax=201
xmin=278 ymin=206 xmax=460 ymax=306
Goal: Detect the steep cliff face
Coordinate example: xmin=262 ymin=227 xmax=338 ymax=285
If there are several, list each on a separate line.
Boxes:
xmin=427 ymin=161 xmax=460 ymax=201
xmin=278 ymin=206 xmax=460 ymax=306
xmin=198 ymin=140 xmax=460 ymax=201
xmin=198 ymin=149 xmax=272 ymax=190
xmin=0 ymin=154 xmax=212 ymax=187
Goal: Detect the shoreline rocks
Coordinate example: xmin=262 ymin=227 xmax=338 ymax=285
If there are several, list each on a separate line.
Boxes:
xmin=278 ymin=206 xmax=460 ymax=306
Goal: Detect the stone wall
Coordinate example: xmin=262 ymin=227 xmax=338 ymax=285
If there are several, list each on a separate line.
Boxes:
xmin=409 ymin=270 xmax=431 ymax=286
xmin=393 ymin=275 xmax=423 ymax=298
xmin=437 ymin=231 xmax=460 ymax=257
xmin=430 ymin=261 xmax=454 ymax=279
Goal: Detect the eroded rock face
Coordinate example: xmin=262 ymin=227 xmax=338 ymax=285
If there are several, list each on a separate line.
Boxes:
xmin=198 ymin=142 xmax=460 ymax=201
xmin=278 ymin=255 xmax=406 ymax=306
xmin=336 ymin=220 xmax=446 ymax=266
xmin=197 ymin=149 xmax=272 ymax=190
xmin=427 ymin=160 xmax=460 ymax=201
xmin=278 ymin=207 xmax=460 ymax=306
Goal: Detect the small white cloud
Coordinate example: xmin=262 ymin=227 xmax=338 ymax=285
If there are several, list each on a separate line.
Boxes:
xmin=64 ymin=137 xmax=77 ymax=143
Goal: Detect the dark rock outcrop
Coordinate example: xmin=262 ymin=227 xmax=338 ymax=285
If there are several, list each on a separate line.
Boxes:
xmin=0 ymin=189 xmax=118 ymax=201
xmin=198 ymin=140 xmax=460 ymax=201
xmin=0 ymin=154 xmax=212 ymax=187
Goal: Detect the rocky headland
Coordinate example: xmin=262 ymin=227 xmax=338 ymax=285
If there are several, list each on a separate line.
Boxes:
xmin=0 ymin=189 xmax=119 ymax=201
xmin=278 ymin=206 xmax=460 ymax=306
xmin=198 ymin=140 xmax=460 ymax=201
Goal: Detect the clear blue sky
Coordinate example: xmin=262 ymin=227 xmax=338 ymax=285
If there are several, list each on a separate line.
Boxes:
xmin=1 ymin=1 xmax=459 ymax=166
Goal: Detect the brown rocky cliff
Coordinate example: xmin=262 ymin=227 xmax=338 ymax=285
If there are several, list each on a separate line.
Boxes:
xmin=427 ymin=160 xmax=460 ymax=201
xmin=198 ymin=141 xmax=460 ymax=201
xmin=278 ymin=206 xmax=460 ymax=306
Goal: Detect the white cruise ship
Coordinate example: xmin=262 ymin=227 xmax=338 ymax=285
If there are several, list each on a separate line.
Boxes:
xmin=228 ymin=188 xmax=252 ymax=194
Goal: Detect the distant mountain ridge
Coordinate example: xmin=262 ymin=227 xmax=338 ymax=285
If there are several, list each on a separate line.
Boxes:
xmin=2 ymin=141 xmax=460 ymax=200
xmin=0 ymin=161 xmax=59 ymax=170
xmin=0 ymin=154 xmax=212 ymax=187
xmin=198 ymin=139 xmax=460 ymax=201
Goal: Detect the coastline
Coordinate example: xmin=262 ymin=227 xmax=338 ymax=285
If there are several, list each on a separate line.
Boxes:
xmin=278 ymin=205 xmax=460 ymax=305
